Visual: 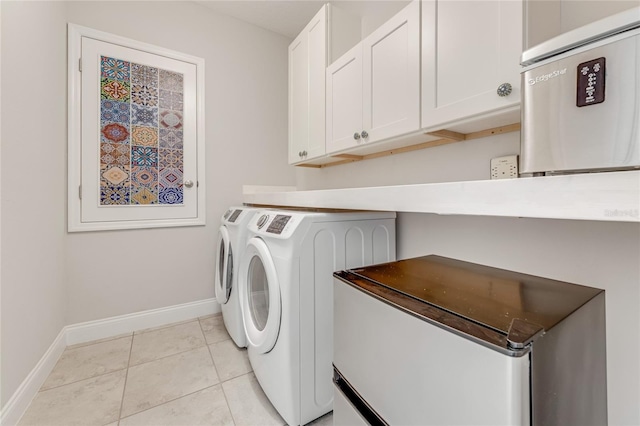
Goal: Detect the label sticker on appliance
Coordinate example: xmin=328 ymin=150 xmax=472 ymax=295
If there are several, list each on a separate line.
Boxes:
xmin=577 ymin=57 xmax=605 ymax=107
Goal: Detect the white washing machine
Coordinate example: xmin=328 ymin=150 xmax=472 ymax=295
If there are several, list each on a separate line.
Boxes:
xmin=238 ymin=210 xmax=396 ymax=426
xmin=215 ymin=206 xmax=259 ymax=348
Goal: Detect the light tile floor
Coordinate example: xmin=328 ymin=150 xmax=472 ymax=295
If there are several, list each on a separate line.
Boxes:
xmin=18 ymin=314 xmax=333 ymax=426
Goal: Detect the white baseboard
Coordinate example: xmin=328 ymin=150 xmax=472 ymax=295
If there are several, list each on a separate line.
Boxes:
xmin=0 ymin=329 xmax=67 ymax=426
xmin=65 ymin=297 xmax=220 ymax=346
xmin=0 ymin=298 xmax=220 ymax=425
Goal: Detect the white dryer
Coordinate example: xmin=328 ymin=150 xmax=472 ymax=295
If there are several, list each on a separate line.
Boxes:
xmin=238 ymin=210 xmax=396 ymax=426
xmin=215 ymin=206 xmax=259 ymax=348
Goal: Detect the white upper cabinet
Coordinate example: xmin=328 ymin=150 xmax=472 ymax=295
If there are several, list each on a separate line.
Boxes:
xmin=421 ymin=0 xmax=523 ymax=130
xmin=326 ymin=44 xmax=363 ymax=153
xmin=326 ymin=0 xmax=421 ymax=155
xmin=289 ymin=5 xmax=360 ymax=165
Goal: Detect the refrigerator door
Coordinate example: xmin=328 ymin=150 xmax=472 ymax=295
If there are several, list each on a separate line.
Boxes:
xmin=333 ymin=278 xmax=531 ymax=425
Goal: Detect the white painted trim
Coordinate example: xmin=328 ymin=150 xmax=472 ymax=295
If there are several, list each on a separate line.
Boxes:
xmin=0 ymin=298 xmax=220 ymax=425
xmin=0 ymin=330 xmax=67 ymax=426
xmin=67 ymin=23 xmax=206 ymax=232
xmin=65 ymin=298 xmax=220 ymax=346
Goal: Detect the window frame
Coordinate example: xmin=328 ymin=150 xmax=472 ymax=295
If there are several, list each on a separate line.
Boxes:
xmin=67 ymin=23 xmax=206 ymax=232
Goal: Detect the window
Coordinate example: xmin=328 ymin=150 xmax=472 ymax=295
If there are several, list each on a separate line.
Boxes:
xmin=68 ymin=24 xmax=205 ymax=231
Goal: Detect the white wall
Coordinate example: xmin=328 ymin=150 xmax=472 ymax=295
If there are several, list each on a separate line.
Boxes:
xmin=0 ymin=1 xmax=69 ymax=408
xmin=1 ymin=0 xmax=295 ymax=410
xmin=296 ymin=132 xmax=520 ymax=189
xmin=526 ymin=0 xmax=638 ymax=48
xmin=64 ymin=1 xmax=295 ymax=323
xmin=560 ymin=0 xmax=639 ymax=32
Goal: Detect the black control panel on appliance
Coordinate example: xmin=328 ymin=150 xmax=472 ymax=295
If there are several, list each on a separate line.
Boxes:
xmin=228 ymin=209 xmax=242 ymax=223
xmin=266 ymin=215 xmax=291 ymax=234
xmin=577 ymin=57 xmax=605 ymax=107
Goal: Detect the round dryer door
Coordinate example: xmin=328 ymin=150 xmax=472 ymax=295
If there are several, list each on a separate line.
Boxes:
xmin=215 ymin=226 xmax=232 ymax=304
xmin=239 ymin=237 xmax=281 ymax=354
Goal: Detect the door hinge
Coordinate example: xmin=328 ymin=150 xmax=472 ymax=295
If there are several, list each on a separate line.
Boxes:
xmin=78 ymin=185 xmax=82 ymax=200
xmin=79 ymin=58 xmax=82 ymax=72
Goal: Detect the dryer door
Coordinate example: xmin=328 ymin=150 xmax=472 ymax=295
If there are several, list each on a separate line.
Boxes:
xmin=240 ymin=237 xmax=281 ymax=354
xmin=215 ymin=226 xmax=232 ymax=304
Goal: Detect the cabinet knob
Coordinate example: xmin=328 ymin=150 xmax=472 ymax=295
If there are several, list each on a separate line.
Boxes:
xmin=298 ymin=151 xmax=302 ymax=157
xmin=360 ymin=130 xmax=369 ymax=139
xmin=302 ymin=150 xmax=307 ymax=156
xmin=497 ymin=83 xmax=512 ymax=97
xmin=184 ymin=180 xmax=194 ymax=188
xmin=353 ymin=132 xmax=361 ymax=140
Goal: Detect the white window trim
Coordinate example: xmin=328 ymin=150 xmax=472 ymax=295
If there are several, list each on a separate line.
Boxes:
xmin=67 ymin=23 xmax=206 ymax=232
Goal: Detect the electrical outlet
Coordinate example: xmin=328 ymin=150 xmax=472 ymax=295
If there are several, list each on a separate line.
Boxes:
xmin=490 ymin=155 xmax=519 ymax=179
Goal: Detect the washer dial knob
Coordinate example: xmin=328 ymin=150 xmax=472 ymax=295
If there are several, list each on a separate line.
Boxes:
xmin=257 ymin=214 xmax=269 ymax=229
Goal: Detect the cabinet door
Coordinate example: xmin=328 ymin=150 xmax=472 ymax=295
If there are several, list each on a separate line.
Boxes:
xmin=289 ymin=31 xmax=309 ymax=164
xmin=288 ymin=6 xmax=327 ymax=164
xmin=422 ymin=0 xmax=522 ymax=129
xmin=362 ymin=0 xmax=421 ymax=143
xmin=326 ymin=44 xmax=363 ymax=154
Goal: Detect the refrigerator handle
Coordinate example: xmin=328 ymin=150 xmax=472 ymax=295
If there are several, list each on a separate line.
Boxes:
xmin=333 ymin=366 xmax=388 ymax=426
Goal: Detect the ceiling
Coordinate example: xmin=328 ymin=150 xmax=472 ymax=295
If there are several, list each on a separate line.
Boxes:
xmin=196 ymin=0 xmax=411 ymax=39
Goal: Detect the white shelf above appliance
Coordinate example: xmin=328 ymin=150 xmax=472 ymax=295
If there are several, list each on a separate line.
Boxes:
xmin=243 ymin=171 xmax=640 ymax=222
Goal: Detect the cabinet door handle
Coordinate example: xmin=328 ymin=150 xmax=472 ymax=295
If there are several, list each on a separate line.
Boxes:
xmin=360 ymin=130 xmax=369 ymax=139
xmin=353 ymin=132 xmax=361 ymax=140
xmin=298 ymin=151 xmax=302 ymax=157
xmin=497 ymin=83 xmax=512 ymax=97
xmin=302 ymin=150 xmax=307 ymax=157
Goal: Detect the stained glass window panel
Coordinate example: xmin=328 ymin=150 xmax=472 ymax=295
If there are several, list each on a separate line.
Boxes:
xmin=99 ymin=56 xmax=184 ymax=206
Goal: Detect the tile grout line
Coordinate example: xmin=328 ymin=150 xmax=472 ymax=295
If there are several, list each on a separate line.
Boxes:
xmin=128 ymin=341 xmax=210 ymax=369
xmin=37 ymin=367 xmax=130 ymax=393
xmin=201 ymin=317 xmax=238 ymax=426
xmin=117 ymin=334 xmax=135 ymax=423
xmin=117 ymin=384 xmax=222 ymax=423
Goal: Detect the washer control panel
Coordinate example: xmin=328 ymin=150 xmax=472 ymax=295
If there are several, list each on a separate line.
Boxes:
xmin=249 ymin=211 xmax=299 ymax=238
xmin=227 ymin=209 xmax=243 ymax=223
xmin=266 ymin=215 xmax=291 ymax=234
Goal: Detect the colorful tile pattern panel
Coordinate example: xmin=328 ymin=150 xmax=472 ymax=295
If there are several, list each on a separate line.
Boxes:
xmin=101 ymin=122 xmax=130 ymax=144
xmin=131 ymin=126 xmax=158 ymax=147
xmin=159 ymin=110 xmax=183 ymax=130
xmin=160 ymin=168 xmax=183 ymax=189
xmin=132 ymin=146 xmax=158 ymax=167
xmin=100 ymin=143 xmax=130 ymax=166
xmin=131 ymin=166 xmax=158 ymax=187
xmin=99 ymin=56 xmax=184 ymax=206
xmin=159 ymin=129 xmax=183 ymax=150
xmin=101 ymin=57 xmax=130 ymax=81
xmin=131 ymin=85 xmax=158 ymax=107
xmin=159 ymin=89 xmax=183 ymax=110
xmin=158 ymin=188 xmax=183 ymax=205
xmin=131 ymin=64 xmax=159 ymax=88
xmin=101 ymin=78 xmax=130 ymax=102
xmin=101 ymin=184 xmax=130 ymax=205
xmin=101 ymin=165 xmax=130 ymax=186
xmin=100 ymin=100 xmax=130 ymax=124
xmin=131 ymin=186 xmax=158 ymax=205
xmin=159 ymin=149 xmax=183 ymax=170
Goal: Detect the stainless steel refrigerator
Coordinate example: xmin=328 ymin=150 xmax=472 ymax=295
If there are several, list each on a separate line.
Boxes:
xmin=333 ymin=255 xmax=607 ymax=425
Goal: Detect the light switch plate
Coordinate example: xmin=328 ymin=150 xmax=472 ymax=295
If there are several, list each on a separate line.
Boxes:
xmin=491 ymin=155 xmax=519 ymax=179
